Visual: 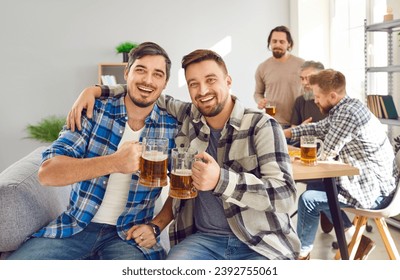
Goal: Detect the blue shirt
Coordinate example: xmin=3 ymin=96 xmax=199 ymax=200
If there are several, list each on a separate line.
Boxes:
xmin=34 ymin=94 xmax=178 ymax=259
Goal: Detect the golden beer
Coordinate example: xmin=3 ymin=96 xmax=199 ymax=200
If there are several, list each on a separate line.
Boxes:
xmin=265 ymin=106 xmax=276 ymax=116
xmin=169 ymin=169 xmax=197 ymax=199
xmin=300 ymin=144 xmax=317 ymax=166
xmin=138 ymin=152 xmax=168 ymax=187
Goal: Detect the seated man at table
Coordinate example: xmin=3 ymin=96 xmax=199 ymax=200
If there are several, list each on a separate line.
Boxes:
xmin=284 ymin=69 xmax=399 ymax=260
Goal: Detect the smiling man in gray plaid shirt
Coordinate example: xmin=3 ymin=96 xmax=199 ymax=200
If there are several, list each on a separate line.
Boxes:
xmin=68 ymin=49 xmax=301 ymax=260
xmin=285 ymin=69 xmax=399 ymax=260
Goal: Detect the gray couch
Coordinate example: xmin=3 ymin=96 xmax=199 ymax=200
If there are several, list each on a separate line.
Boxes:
xmin=0 ymin=146 xmax=70 ymax=259
xmin=0 ymin=146 xmax=169 ymax=259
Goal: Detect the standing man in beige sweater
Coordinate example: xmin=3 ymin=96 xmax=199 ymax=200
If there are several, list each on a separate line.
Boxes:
xmin=254 ymin=25 xmax=304 ymax=129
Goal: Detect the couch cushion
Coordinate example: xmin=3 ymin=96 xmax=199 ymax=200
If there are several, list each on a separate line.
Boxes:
xmin=0 ymin=147 xmax=71 ymax=252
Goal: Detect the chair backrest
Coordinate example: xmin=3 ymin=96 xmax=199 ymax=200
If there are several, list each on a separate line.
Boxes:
xmin=378 ymin=151 xmax=400 ymax=217
xmin=382 ymin=151 xmax=400 ymax=217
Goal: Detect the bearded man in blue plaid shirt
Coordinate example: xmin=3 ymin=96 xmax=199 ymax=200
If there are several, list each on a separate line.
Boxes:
xmin=285 ymin=69 xmax=399 ymax=260
xmin=7 ymin=42 xmax=178 ymax=260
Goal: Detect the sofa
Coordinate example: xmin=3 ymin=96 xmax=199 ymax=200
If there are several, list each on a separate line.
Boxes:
xmin=0 ymin=146 xmax=169 ymax=259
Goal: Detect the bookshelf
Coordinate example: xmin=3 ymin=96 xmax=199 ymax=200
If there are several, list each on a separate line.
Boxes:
xmin=98 ymin=63 xmax=127 ymax=85
xmin=364 ymin=19 xmax=400 ymax=229
xmin=364 ymin=19 xmax=400 ymax=128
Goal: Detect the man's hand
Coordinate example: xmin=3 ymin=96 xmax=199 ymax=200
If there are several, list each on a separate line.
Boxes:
xmin=257 ymin=98 xmax=268 ymax=109
xmin=191 ymin=152 xmax=220 ymax=191
xmin=284 ymin=128 xmax=292 ymax=139
xmin=126 ymin=224 xmax=156 ymax=249
xmin=301 ymin=117 xmax=312 ymax=125
xmin=111 ymin=141 xmax=142 ymax=174
xmin=67 ymin=86 xmax=101 ymax=132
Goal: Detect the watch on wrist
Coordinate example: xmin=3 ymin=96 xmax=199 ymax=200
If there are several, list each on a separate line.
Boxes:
xmin=147 ymin=222 xmax=160 ymax=237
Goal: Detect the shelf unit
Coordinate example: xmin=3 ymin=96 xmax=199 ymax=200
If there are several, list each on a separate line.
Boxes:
xmin=364 ymin=19 xmax=400 ymax=127
xmin=364 ymin=19 xmax=400 ymax=229
xmin=98 ymin=63 xmax=127 ymax=85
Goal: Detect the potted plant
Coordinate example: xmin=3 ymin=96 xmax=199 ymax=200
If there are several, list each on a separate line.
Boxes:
xmin=115 ymin=41 xmax=139 ymax=62
xmin=25 ymin=115 xmax=65 ymax=143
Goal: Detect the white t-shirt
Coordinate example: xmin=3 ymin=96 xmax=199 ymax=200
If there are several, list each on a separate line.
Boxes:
xmin=92 ymin=124 xmax=143 ymax=225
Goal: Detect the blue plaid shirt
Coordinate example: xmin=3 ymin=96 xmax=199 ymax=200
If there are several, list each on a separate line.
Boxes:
xmin=34 ymin=94 xmax=178 ymax=259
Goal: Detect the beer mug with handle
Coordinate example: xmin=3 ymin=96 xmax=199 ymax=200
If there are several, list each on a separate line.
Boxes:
xmin=138 ymin=137 xmax=169 ymax=187
xmin=265 ymin=102 xmax=276 ymax=116
xmin=300 ymin=135 xmax=324 ymax=166
xmin=169 ymin=147 xmax=198 ymax=199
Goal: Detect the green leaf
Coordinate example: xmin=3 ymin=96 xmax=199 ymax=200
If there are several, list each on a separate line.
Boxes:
xmin=25 ymin=116 xmax=65 ymax=143
xmin=115 ymin=41 xmax=139 ymax=53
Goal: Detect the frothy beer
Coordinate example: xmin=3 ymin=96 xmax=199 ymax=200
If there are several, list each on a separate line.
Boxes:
xmin=139 ymin=151 xmax=168 ymax=187
xmin=169 ymin=169 xmax=197 ymax=199
xmin=300 ymin=144 xmax=317 ymax=165
xmin=265 ymin=106 xmax=276 ymax=116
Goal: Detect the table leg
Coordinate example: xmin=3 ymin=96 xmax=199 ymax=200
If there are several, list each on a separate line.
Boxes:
xmin=324 ymin=177 xmax=349 ymax=260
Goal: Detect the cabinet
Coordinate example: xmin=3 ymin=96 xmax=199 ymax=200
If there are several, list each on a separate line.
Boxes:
xmin=364 ymin=19 xmax=400 ymax=127
xmin=98 ymin=63 xmax=127 ymax=85
xmin=364 ymin=19 xmax=400 ymax=229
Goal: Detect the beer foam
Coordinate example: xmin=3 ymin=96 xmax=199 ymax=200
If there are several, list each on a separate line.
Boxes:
xmin=301 ymin=144 xmax=317 ymax=148
xmin=142 ymin=151 xmax=168 ymax=161
xmin=172 ymin=169 xmax=192 ymax=176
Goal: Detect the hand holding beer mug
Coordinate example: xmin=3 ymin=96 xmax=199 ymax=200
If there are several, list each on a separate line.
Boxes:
xmin=265 ymin=102 xmax=276 ymax=116
xmin=300 ymin=135 xmax=324 ymax=166
xmin=169 ymin=147 xmax=198 ymax=199
xmin=138 ymin=137 xmax=169 ymax=187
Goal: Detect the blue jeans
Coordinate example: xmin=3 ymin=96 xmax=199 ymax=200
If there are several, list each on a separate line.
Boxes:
xmin=167 ymin=232 xmax=268 ymax=260
xmin=7 ymin=223 xmax=146 ymax=260
xmin=297 ymin=182 xmax=392 ymax=252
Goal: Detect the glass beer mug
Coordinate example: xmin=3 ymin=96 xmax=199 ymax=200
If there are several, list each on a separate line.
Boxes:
xmin=138 ymin=137 xmax=169 ymax=187
xmin=300 ymin=135 xmax=324 ymax=166
xmin=265 ymin=102 xmax=276 ymax=116
xmin=169 ymin=147 xmax=198 ymax=199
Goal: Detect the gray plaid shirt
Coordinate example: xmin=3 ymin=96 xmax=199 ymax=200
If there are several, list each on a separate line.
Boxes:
xmin=291 ymin=95 xmax=398 ymax=208
xmin=159 ymin=94 xmax=300 ymax=260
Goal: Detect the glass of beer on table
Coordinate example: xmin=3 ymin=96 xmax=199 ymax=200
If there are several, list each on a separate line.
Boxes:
xmin=169 ymin=147 xmax=198 ymax=199
xmin=265 ymin=102 xmax=276 ymax=116
xmin=138 ymin=137 xmax=169 ymax=187
xmin=300 ymin=135 xmax=324 ymax=166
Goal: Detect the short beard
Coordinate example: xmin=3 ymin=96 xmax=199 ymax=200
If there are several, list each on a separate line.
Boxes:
xmin=198 ymin=104 xmax=224 ymax=117
xmin=196 ymin=93 xmax=227 ymax=117
xmin=272 ymin=50 xmax=285 ymax=59
xmin=128 ymin=92 xmax=156 ymax=108
xmin=318 ymin=104 xmax=333 ymax=115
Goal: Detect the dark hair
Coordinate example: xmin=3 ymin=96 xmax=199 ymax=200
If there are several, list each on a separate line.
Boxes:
xmin=301 ymin=61 xmax=325 ymax=71
xmin=308 ymin=69 xmax=346 ymax=95
xmin=267 ymin=25 xmax=294 ymax=51
xmin=126 ymin=42 xmax=172 ymax=81
xmin=181 ymin=49 xmax=228 ymax=75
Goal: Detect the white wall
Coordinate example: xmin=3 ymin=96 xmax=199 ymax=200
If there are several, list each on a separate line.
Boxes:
xmin=0 ymin=0 xmax=291 ymax=171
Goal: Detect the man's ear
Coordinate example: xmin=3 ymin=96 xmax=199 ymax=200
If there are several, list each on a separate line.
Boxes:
xmin=329 ymin=91 xmax=338 ymax=101
xmin=226 ymin=75 xmax=232 ymax=88
xmin=124 ymin=66 xmax=129 ymax=80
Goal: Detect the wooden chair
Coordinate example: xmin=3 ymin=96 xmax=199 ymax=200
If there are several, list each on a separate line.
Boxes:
xmin=335 ymin=153 xmax=400 ymax=260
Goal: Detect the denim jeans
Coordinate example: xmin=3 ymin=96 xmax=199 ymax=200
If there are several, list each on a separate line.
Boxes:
xmin=297 ymin=182 xmax=392 ymax=253
xmin=166 ymin=232 xmax=268 ymax=260
xmin=7 ymin=223 xmax=146 ymax=260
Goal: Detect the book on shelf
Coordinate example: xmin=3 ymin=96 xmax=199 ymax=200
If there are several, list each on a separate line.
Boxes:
xmin=367 ymin=94 xmax=398 ymax=120
xmin=101 ymin=75 xmax=117 ymax=86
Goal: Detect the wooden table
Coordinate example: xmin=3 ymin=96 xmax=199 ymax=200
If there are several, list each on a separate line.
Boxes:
xmin=291 ymin=158 xmax=360 ymax=260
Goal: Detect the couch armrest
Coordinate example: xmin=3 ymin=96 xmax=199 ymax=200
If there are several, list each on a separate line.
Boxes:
xmin=0 ymin=147 xmax=71 ymax=252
